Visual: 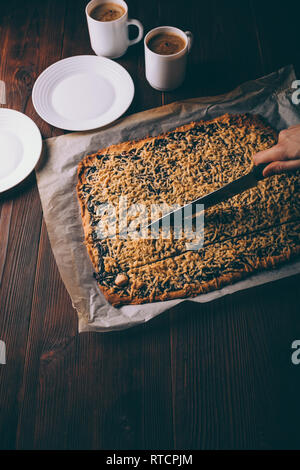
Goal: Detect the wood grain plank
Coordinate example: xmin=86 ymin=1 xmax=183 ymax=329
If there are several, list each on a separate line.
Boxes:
xmin=244 ymin=274 xmax=300 ymax=450
xmin=0 ymin=0 xmax=67 ymax=449
xmin=170 ymin=275 xmax=300 ymax=449
xmin=250 ymin=0 xmax=300 ymax=77
xmin=0 ymin=184 xmax=43 ymax=449
xmin=0 ymin=200 xmax=12 ymax=284
xmin=17 ymin=225 xmax=174 ymax=449
xmin=15 ymin=222 xmax=78 ymax=449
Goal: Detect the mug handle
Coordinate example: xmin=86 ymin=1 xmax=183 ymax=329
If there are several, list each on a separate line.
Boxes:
xmin=127 ymin=19 xmax=144 ymax=46
xmin=185 ymin=31 xmax=193 ymax=53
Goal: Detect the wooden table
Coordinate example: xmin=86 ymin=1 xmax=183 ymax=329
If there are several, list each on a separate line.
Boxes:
xmin=0 ymin=0 xmax=300 ymax=450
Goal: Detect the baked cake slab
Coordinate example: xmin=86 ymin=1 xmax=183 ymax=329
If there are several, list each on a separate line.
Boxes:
xmin=77 ymin=114 xmax=300 ymax=306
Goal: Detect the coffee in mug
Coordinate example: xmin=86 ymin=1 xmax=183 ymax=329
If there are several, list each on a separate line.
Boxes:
xmin=144 ymin=26 xmax=193 ymax=91
xmin=86 ymin=0 xmax=144 ymax=59
xmin=147 ymin=33 xmax=186 ymax=55
xmin=90 ymin=2 xmax=125 ymax=22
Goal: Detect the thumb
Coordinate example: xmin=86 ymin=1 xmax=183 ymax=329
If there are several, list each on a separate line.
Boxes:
xmin=252 ymin=144 xmax=285 ymax=165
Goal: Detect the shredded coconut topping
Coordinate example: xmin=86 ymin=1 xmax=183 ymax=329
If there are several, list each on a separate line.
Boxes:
xmin=77 ymin=114 xmax=300 ymax=306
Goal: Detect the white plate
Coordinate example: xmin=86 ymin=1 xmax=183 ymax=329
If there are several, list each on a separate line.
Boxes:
xmin=32 ymin=55 xmax=135 ymax=131
xmin=0 ymin=109 xmax=42 ymax=193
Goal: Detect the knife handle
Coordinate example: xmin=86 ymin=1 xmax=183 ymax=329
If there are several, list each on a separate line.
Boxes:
xmin=251 ymin=163 xmax=269 ymax=181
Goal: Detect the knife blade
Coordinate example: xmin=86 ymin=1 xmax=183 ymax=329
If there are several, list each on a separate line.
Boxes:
xmin=146 ymin=163 xmax=268 ymax=233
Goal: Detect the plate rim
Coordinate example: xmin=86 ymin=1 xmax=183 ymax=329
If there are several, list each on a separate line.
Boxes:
xmin=0 ymin=108 xmax=42 ymax=193
xmin=32 ymin=55 xmax=135 ymax=132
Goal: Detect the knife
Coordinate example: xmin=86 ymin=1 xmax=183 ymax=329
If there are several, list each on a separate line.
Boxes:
xmin=146 ymin=163 xmax=268 ymax=233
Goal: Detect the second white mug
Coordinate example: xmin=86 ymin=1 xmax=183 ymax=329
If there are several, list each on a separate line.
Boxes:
xmin=144 ymin=26 xmax=193 ymax=91
xmin=86 ymin=0 xmax=144 ymax=59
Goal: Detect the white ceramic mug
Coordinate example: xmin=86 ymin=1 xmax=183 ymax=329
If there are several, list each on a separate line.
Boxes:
xmin=86 ymin=0 xmax=144 ymax=59
xmin=144 ymin=26 xmax=193 ymax=91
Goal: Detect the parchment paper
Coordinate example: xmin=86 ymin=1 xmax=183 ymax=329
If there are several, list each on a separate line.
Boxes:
xmin=36 ymin=65 xmax=300 ymax=332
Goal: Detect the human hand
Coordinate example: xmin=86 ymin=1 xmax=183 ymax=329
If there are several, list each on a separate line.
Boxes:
xmin=253 ymin=124 xmax=300 ymax=177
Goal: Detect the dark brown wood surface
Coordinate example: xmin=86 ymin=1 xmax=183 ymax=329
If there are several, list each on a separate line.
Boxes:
xmin=0 ymin=0 xmax=299 ymax=450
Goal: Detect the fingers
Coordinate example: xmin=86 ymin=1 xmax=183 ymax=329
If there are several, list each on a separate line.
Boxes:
xmin=253 ymin=144 xmax=286 ymax=165
xmin=263 ymin=159 xmax=300 ymax=177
